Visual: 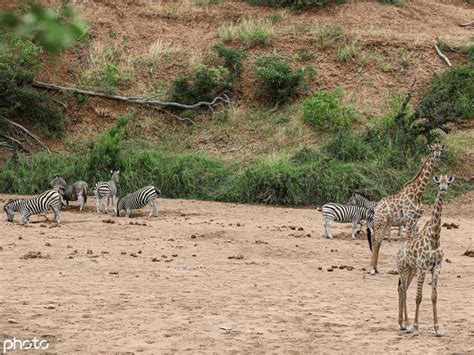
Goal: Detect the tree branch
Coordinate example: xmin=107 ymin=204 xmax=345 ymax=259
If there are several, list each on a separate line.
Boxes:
xmin=1 ymin=118 xmax=50 ymax=153
xmin=32 ymin=80 xmax=231 ymax=111
xmin=434 ymin=42 xmax=452 ymax=67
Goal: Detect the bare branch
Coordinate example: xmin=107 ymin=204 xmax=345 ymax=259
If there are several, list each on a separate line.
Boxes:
xmin=32 ymin=81 xmax=231 ymax=111
xmin=155 ymin=108 xmax=198 ymax=127
xmin=434 ymin=42 xmax=452 ymax=67
xmin=458 ymin=21 xmax=474 ymax=28
xmin=2 ymin=118 xmax=51 ymax=153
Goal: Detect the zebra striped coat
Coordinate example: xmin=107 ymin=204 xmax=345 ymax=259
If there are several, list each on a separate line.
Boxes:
xmin=94 ymin=170 xmax=119 ymax=214
xmin=321 ymin=203 xmax=374 ymax=239
xmin=4 ymin=189 xmax=62 ymax=224
xmin=347 ymin=192 xmax=404 ymax=241
xmin=116 ymin=186 xmax=161 ymax=218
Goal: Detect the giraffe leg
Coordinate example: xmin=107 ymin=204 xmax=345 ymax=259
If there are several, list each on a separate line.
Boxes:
xmin=398 ymin=271 xmax=408 ymax=330
xmin=369 ymin=218 xmax=389 ymax=275
xmin=411 ymin=270 xmax=426 ymax=336
xmin=403 ymin=269 xmax=415 ymax=332
xmin=387 ymin=223 xmax=392 ymax=242
xmin=431 ymin=266 xmax=443 ymax=337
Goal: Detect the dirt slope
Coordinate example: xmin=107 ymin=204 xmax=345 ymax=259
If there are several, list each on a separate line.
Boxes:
xmin=1 ymin=193 xmax=473 ymax=353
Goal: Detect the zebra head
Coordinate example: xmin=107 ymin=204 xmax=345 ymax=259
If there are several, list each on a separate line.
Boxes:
xmin=4 ymin=199 xmax=18 ymax=222
xmin=110 ymin=170 xmax=120 ymax=185
xmin=116 ymin=197 xmax=125 ymax=217
xmin=50 ymin=176 xmax=67 ymax=189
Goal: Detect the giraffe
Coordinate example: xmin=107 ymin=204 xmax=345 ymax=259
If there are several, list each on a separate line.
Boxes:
xmin=368 ymin=143 xmax=444 ymax=276
xmin=396 ymin=175 xmax=454 ymax=337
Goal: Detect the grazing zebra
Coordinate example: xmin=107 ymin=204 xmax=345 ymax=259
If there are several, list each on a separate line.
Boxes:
xmin=50 ymin=176 xmax=89 ymax=211
xmin=116 ymin=186 xmax=161 ymax=218
xmin=94 ymin=170 xmax=119 ymax=214
xmin=321 ymin=203 xmax=374 ymax=240
xmin=347 ymin=192 xmax=404 ymax=241
xmin=3 ymin=189 xmax=62 ymax=224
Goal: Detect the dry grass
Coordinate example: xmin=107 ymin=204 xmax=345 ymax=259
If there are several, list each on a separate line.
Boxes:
xmin=135 ymin=39 xmax=184 ymax=67
xmin=218 ymin=19 xmax=275 ymax=47
xmin=309 ymin=21 xmax=346 ymax=49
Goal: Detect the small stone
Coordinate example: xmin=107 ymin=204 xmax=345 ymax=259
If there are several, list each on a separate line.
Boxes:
xmin=445 ymin=258 xmax=451 ymax=263
xmin=327 ymin=268 xmax=334 ymax=272
xmin=347 ymin=266 xmax=354 ymax=271
xmin=457 ymin=275 xmax=461 ymax=278
xmin=298 ymin=227 xmax=304 ymax=231
xmin=87 ymin=250 xmax=93 ymax=255
xmin=138 ymin=250 xmax=142 ymax=254
xmin=172 ymin=254 xmax=178 ymax=257
xmin=151 ymin=258 xmax=159 ymax=262
xmin=161 ymin=255 xmax=168 ymax=259
xmin=191 ymin=234 xmax=197 ymax=239
xmin=306 ymin=234 xmax=312 ymax=238
xmin=289 ymin=226 xmax=296 ymax=230
xmin=109 ymin=271 xmax=119 ymax=275
xmin=44 ymin=304 xmax=56 ymax=309
xmin=318 ymin=267 xmax=322 ymax=271
xmin=228 ymin=255 xmax=244 ymax=260
xmin=192 ymin=254 xmax=197 ymax=257
xmin=18 ymin=236 xmax=22 ymax=240
xmin=361 ymin=268 xmax=366 ymax=271
xmin=130 ymin=253 xmax=138 ymax=257
xmin=8 ymin=318 xmax=18 ymax=324
xmin=121 ymin=251 xmax=126 ymax=255
xmin=45 ymin=242 xmax=51 ymax=247
xmin=40 ymin=224 xmax=47 ymax=228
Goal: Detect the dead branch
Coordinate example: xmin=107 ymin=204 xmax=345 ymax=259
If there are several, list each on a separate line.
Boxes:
xmin=1 ymin=118 xmax=51 ymax=153
xmin=434 ymin=42 xmax=452 ymax=67
xmin=32 ymin=81 xmax=231 ymax=111
xmin=458 ymin=21 xmax=474 ymax=28
xmin=155 ymin=108 xmax=198 ymax=127
xmin=395 ymin=79 xmax=416 ymax=123
xmin=268 ymin=102 xmax=280 ymax=115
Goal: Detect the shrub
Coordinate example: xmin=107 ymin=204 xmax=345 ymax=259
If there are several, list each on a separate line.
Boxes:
xmin=218 ymin=19 xmax=274 ymax=47
xmin=310 ymin=22 xmax=345 ymax=49
xmin=253 ymin=55 xmax=305 ymax=104
xmin=337 ymin=42 xmax=356 ymax=62
xmin=303 ymin=86 xmax=357 ymax=130
xmin=213 ymin=42 xmax=245 ymax=77
xmin=0 ymin=35 xmax=64 ymax=136
xmin=323 ymin=131 xmax=372 ymax=162
xmin=416 ymin=65 xmax=474 ymax=137
xmin=170 ymin=64 xmax=233 ymax=105
xmin=466 ymin=35 xmax=474 ymax=64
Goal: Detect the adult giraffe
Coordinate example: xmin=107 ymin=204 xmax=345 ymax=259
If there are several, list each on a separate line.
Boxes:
xmin=368 ymin=143 xmax=444 ymax=276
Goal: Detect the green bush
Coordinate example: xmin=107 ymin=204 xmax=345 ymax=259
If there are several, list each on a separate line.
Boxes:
xmin=303 ymin=86 xmax=357 ymax=130
xmin=253 ymin=55 xmax=305 ymax=105
xmin=465 ymin=35 xmax=474 ymax=64
xmin=213 ymin=42 xmax=245 ymax=78
xmin=416 ymin=65 xmax=474 ymax=137
xmin=171 ymin=64 xmax=233 ymax=105
xmin=0 ymin=35 xmax=64 ymax=136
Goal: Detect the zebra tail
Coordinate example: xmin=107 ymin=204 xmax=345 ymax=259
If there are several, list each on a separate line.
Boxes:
xmin=367 ymin=228 xmax=372 ymax=251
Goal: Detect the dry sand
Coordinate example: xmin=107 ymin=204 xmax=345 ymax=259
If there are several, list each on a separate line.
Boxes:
xmin=0 ymin=194 xmax=473 ymax=353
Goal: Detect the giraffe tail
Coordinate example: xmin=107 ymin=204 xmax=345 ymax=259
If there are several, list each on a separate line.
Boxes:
xmin=367 ymin=228 xmax=372 ymax=251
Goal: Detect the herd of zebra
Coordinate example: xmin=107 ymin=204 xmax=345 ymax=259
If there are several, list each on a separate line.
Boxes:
xmin=3 ymin=170 xmax=161 ymax=224
xmin=321 ymin=193 xmax=403 ymax=241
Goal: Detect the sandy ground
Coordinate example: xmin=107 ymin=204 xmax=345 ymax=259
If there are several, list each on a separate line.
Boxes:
xmin=0 ymin=194 xmax=473 ymax=354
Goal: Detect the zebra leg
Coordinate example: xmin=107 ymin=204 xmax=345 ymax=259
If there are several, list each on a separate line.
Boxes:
xmin=126 ymin=208 xmax=132 ymax=218
xmin=20 ymin=212 xmax=29 ymax=225
xmin=351 ymin=220 xmax=357 ymax=239
xmin=112 ymin=195 xmax=117 ymax=214
xmin=324 ymin=219 xmax=333 ymax=239
xmin=95 ymin=194 xmax=100 ymax=213
xmin=53 ymin=206 xmax=61 ymax=224
xmin=78 ymin=193 xmax=84 ymax=211
xmin=105 ymin=196 xmax=110 ymax=213
xmin=150 ymin=199 xmax=158 ymax=217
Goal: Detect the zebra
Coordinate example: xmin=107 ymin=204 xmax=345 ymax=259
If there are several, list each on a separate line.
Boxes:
xmin=94 ymin=170 xmax=119 ymax=214
xmin=347 ymin=192 xmax=404 ymax=241
xmin=116 ymin=186 xmax=161 ymax=218
xmin=321 ymin=203 xmax=374 ymax=240
xmin=3 ymin=189 xmax=62 ymax=224
xmin=50 ymin=176 xmax=88 ymax=211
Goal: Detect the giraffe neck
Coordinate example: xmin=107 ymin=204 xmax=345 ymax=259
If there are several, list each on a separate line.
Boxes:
xmin=428 ymin=190 xmax=445 ymax=248
xmin=403 ymin=154 xmax=436 ymax=199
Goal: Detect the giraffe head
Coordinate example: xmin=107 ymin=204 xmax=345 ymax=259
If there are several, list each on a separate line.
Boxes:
xmin=428 ymin=143 xmax=445 ymax=160
xmin=433 ymin=175 xmax=455 ymax=193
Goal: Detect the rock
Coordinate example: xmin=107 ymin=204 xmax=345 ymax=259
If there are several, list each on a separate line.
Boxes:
xmin=161 ymin=255 xmax=168 ymax=259
xmin=44 ymin=304 xmax=56 ymax=309
xmin=361 ymin=267 xmax=366 ymax=271
xmin=102 ymin=219 xmax=115 ymax=224
xmin=45 ymin=242 xmax=51 ymax=247
xmin=138 ymin=250 xmax=142 ymax=254
xmin=18 ymin=236 xmax=22 ymax=240
xmin=0 ymin=246 xmax=3 ymax=252
xmin=191 ymin=234 xmax=197 ymax=239
xmin=327 ymin=268 xmax=334 ymax=272
xmin=228 ymin=255 xmax=244 ymax=260
xmin=445 ymin=258 xmax=452 ymax=263
xmin=164 ymin=259 xmax=173 ymax=263
xmin=298 ymin=227 xmax=304 ymax=231
xmin=457 ymin=275 xmax=461 ymax=278
xmin=121 ymin=251 xmax=126 ymax=255
xmin=109 ymin=271 xmax=119 ymax=275
xmin=172 ymin=254 xmax=178 ymax=257
xmin=318 ymin=267 xmax=322 ymax=270
xmin=8 ymin=318 xmax=18 ymax=324
xmin=462 ymin=250 xmax=474 ymax=257
xmin=87 ymin=250 xmax=93 ymax=255
xmin=151 ymin=258 xmax=159 ymax=262
xmin=387 ymin=270 xmax=399 ymax=275
xmin=347 ymin=266 xmax=354 ymax=271
xmin=192 ymin=254 xmax=197 ymax=257
xmin=130 ymin=253 xmax=138 ymax=257
xmin=306 ymin=234 xmax=312 ymax=238
xmin=289 ymin=226 xmax=296 ymax=230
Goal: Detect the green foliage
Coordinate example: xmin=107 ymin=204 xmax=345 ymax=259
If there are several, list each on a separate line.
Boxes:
xmin=416 ymin=65 xmax=474 ymax=137
xmin=303 ymin=86 xmax=357 ymax=130
xmin=102 ymin=63 xmax=121 ymax=94
xmin=379 ymin=0 xmax=404 ymax=5
xmin=213 ymin=42 xmax=245 ymax=78
xmin=466 ymin=35 xmax=474 ymax=64
xmin=253 ymin=55 xmax=305 ymax=104
xmin=0 ymin=4 xmax=88 ymax=53
xmin=171 ymin=64 xmax=233 ymax=105
xmin=0 ymin=35 xmax=64 ymax=136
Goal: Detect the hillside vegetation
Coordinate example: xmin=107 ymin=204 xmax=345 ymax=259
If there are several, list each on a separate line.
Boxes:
xmin=0 ymin=0 xmax=473 ymax=205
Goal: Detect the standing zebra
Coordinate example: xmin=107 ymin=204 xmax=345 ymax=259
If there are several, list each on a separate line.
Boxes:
xmin=321 ymin=203 xmax=374 ymax=239
xmin=94 ymin=170 xmax=119 ymax=214
xmin=116 ymin=186 xmax=161 ymax=218
xmin=4 ymin=189 xmax=62 ymax=224
xmin=50 ymin=176 xmax=89 ymax=211
xmin=347 ymin=192 xmax=404 ymax=241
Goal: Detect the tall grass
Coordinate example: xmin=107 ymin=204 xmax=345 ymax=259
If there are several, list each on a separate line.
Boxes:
xmin=218 ymin=19 xmax=274 ymax=47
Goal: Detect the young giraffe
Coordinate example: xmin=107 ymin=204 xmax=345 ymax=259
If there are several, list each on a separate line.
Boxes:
xmin=397 ymin=175 xmax=454 ymax=337
xmin=368 ymin=143 xmax=444 ymax=275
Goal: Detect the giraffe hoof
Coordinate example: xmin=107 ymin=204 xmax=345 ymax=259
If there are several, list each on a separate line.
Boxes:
xmin=369 ymin=269 xmax=376 ymax=276
xmin=434 ymin=330 xmax=444 ymax=337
